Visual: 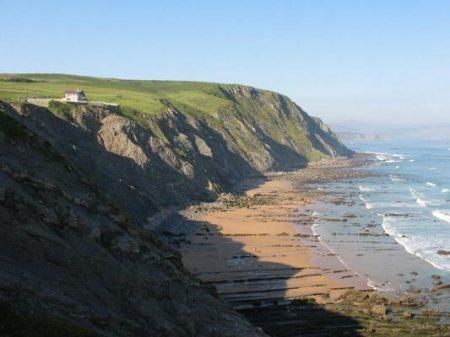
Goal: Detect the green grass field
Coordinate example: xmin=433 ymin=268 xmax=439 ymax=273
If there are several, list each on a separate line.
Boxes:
xmin=0 ymin=73 xmax=233 ymax=117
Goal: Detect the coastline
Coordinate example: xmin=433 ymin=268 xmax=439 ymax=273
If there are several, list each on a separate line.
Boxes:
xmin=159 ymin=154 xmax=450 ymax=336
xmin=157 ymin=156 xmax=375 ymax=306
xmin=185 ymin=168 xmax=372 ymax=304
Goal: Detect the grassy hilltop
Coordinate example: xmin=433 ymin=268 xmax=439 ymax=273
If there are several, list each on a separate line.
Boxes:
xmin=0 ymin=73 xmax=235 ymax=117
xmin=0 ymin=73 xmax=350 ymax=165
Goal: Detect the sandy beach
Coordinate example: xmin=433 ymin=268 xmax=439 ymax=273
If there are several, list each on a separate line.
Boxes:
xmin=180 ymin=173 xmax=371 ymax=307
xmin=159 ymin=156 xmax=450 ymax=336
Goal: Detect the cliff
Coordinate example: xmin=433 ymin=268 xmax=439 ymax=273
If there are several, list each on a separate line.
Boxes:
xmin=0 ymin=75 xmax=350 ymax=336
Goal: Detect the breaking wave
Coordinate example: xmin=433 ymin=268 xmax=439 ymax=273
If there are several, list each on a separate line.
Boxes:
xmin=382 ymin=215 xmax=450 ymax=271
xmin=365 ymin=151 xmax=407 ymax=164
xmin=433 ymin=210 xmax=450 ymax=224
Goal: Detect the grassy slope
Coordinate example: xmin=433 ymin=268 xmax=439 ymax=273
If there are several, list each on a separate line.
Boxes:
xmin=0 ymin=73 xmax=232 ymax=116
xmin=0 ymin=73 xmax=333 ymax=161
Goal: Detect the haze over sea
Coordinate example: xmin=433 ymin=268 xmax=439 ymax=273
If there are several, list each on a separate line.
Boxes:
xmin=311 ymin=139 xmax=450 ymax=301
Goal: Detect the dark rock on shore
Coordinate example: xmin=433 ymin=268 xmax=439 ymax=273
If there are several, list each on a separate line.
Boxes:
xmin=437 ymin=250 xmax=450 ymax=255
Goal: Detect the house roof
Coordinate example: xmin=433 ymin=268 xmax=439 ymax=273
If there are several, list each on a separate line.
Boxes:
xmin=65 ymin=88 xmax=85 ymax=94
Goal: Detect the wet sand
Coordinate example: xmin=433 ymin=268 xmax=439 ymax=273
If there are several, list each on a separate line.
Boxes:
xmin=178 ymin=157 xmax=373 ymax=307
xmin=182 ymin=178 xmax=369 ymax=306
xmin=160 ymin=156 xmax=450 ymax=336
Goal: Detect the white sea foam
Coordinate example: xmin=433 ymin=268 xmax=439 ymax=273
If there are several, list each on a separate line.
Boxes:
xmin=416 ymin=198 xmax=427 ymax=207
xmin=410 ymin=189 xmax=427 ymax=207
xmin=389 ymin=175 xmax=407 ymax=183
xmin=365 ymin=151 xmax=407 ymax=164
xmin=358 ymin=185 xmax=374 ymax=192
xmin=359 ymin=194 xmax=373 ymax=209
xmin=433 ymin=210 xmax=450 ymax=224
xmin=316 ymin=142 xmax=450 ymax=279
xmin=366 ymin=201 xmax=418 ymax=210
xmin=382 ymin=216 xmax=450 ymax=271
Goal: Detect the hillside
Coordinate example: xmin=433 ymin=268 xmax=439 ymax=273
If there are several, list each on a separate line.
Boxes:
xmin=0 ymin=74 xmax=350 ymax=222
xmin=0 ymin=74 xmax=350 ymax=336
xmin=0 ymin=104 xmax=266 ymax=337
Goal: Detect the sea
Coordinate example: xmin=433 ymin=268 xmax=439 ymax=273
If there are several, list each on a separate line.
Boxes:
xmin=310 ymin=139 xmax=450 ymax=306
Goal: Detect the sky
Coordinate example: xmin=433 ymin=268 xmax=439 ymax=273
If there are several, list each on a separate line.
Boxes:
xmin=1 ymin=0 xmax=449 ymax=124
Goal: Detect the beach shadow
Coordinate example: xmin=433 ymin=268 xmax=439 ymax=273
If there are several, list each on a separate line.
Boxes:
xmin=168 ymin=210 xmax=364 ymax=337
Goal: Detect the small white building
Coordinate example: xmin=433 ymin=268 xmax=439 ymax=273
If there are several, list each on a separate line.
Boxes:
xmin=64 ymin=89 xmax=87 ymax=103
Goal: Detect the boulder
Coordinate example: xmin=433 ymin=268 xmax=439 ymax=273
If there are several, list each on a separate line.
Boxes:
xmin=371 ymin=304 xmax=388 ymax=316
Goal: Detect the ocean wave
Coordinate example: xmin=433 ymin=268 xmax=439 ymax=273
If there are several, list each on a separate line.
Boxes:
xmin=365 ymin=201 xmax=419 ymax=210
xmin=382 ymin=216 xmax=450 ymax=271
xmin=409 ymin=189 xmax=445 ymax=207
xmin=442 ymin=188 xmax=449 ymax=194
xmin=358 ymin=185 xmax=374 ymax=192
xmin=409 ymin=188 xmax=418 ymax=198
xmin=389 ymin=175 xmax=407 ymax=183
xmin=410 ymin=189 xmax=427 ymax=207
xmin=359 ymin=195 xmax=374 ymax=210
xmin=426 ymin=182 xmax=437 ymax=187
xmin=416 ymin=198 xmax=427 ymax=207
xmin=433 ymin=210 xmax=450 ymax=224
xmin=365 ymin=151 xmax=407 ymax=163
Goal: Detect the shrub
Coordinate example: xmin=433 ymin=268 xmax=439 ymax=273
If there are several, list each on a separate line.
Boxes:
xmin=0 ymin=77 xmax=36 ymax=83
xmin=48 ymin=100 xmax=73 ymax=121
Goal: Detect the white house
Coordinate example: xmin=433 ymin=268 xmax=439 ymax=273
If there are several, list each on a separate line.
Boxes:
xmin=64 ymin=89 xmax=87 ymax=103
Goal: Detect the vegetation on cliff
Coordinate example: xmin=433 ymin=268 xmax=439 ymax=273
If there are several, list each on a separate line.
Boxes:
xmin=0 ymin=74 xmax=351 ymax=337
xmin=0 ymin=73 xmax=350 ymax=163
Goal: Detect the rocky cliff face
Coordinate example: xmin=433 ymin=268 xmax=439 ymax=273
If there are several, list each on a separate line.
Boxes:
xmin=0 ymin=103 xmax=266 ymax=337
xmin=0 ymin=84 xmax=349 ymax=336
xmin=3 ymin=85 xmax=349 ymax=223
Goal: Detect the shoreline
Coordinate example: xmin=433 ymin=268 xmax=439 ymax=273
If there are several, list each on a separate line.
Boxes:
xmin=159 ymin=155 xmax=450 ymax=335
xmin=180 ymin=158 xmax=373 ymax=304
xmin=309 ymin=153 xmax=450 ymax=309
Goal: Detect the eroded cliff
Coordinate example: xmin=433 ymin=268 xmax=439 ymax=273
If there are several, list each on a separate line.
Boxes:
xmin=0 ymin=80 xmax=350 ymax=336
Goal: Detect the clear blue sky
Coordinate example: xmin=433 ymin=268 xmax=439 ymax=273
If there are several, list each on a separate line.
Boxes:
xmin=1 ymin=0 xmax=449 ymax=124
